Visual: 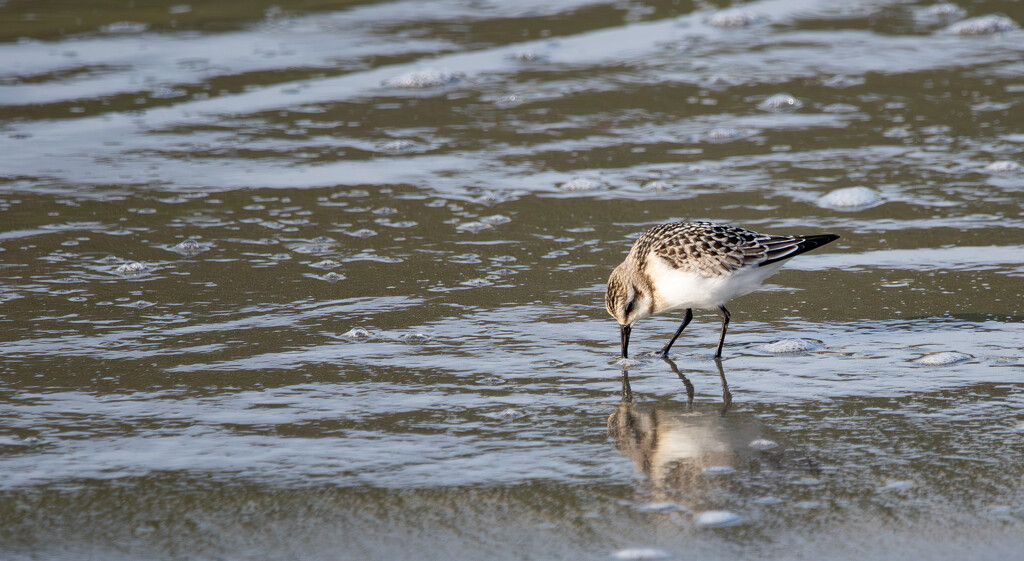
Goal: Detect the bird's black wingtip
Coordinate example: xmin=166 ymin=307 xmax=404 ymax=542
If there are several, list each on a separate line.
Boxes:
xmin=820 ymin=233 xmax=840 ymax=243
xmin=796 ymin=233 xmax=840 ymax=252
xmin=759 ymin=233 xmax=840 ymax=266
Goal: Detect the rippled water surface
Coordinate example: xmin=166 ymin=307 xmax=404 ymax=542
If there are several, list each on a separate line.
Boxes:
xmin=2 ymin=0 xmax=1024 ymax=559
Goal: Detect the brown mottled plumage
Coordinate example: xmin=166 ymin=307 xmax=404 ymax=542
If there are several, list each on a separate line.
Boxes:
xmin=629 ymin=222 xmax=824 ymax=274
xmin=606 ymin=221 xmax=839 ymax=359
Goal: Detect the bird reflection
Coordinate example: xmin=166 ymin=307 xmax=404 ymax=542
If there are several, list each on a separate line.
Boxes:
xmin=618 ymin=357 xmax=730 ymax=413
xmin=609 ymin=358 xmax=776 ymax=491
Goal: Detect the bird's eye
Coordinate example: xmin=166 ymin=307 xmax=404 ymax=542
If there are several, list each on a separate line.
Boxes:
xmin=624 ymin=298 xmax=636 ymax=316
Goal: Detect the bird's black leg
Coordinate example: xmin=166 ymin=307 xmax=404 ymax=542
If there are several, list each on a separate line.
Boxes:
xmin=658 ymin=308 xmax=693 ymax=358
xmin=714 ymin=306 xmax=731 ymax=358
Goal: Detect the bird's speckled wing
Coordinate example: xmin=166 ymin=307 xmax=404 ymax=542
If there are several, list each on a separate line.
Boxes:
xmin=631 ymin=222 xmax=816 ymax=277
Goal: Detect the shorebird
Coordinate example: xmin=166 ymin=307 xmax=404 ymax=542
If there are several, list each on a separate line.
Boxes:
xmin=605 ymin=222 xmax=838 ymax=359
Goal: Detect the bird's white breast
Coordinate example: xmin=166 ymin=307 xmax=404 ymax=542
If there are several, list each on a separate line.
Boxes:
xmin=648 ymin=255 xmax=785 ymax=312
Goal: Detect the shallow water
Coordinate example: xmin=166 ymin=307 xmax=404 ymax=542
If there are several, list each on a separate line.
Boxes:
xmin=2 ymin=0 xmax=1023 ymax=558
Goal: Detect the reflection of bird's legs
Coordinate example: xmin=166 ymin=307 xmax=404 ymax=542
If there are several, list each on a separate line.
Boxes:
xmin=715 ymin=357 xmax=732 ymax=415
xmin=620 ymin=369 xmax=634 ymax=403
xmin=661 ymin=356 xmax=694 ymax=406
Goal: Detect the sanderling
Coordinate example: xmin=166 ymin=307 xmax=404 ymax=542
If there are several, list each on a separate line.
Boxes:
xmin=605 ymin=222 xmax=838 ymax=359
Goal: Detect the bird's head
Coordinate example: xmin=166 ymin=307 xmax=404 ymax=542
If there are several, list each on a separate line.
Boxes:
xmin=605 ymin=265 xmax=652 ymax=358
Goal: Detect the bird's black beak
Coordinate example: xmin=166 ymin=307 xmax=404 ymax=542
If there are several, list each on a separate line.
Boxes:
xmin=619 ymin=324 xmax=631 ymax=359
